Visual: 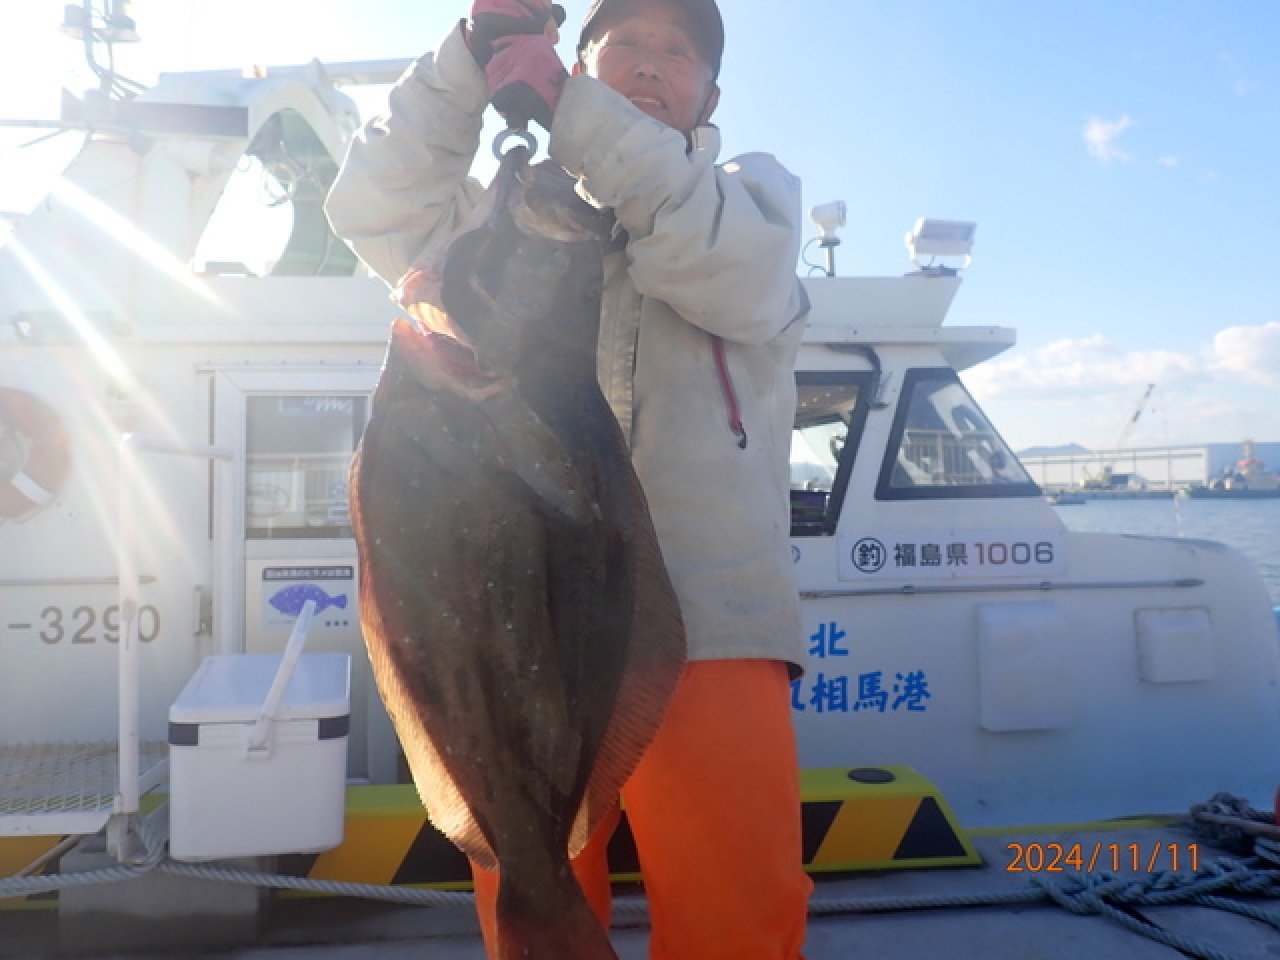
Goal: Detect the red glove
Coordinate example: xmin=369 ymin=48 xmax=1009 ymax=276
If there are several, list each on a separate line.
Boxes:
xmin=484 ymin=34 xmax=566 ymax=132
xmin=467 ymin=1 xmax=567 ymax=132
xmin=468 ymin=0 xmax=564 ymax=57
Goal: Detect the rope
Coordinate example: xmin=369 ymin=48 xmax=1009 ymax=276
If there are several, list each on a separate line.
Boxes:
xmin=1188 ymin=792 xmax=1280 ymax=850
xmin=1257 ymin=837 xmax=1280 ymax=867
xmin=0 ymin=813 xmax=166 ymax=898
xmin=1029 ymin=872 xmax=1255 ymax=960
xmin=157 ymin=861 xmax=475 ymax=908
xmin=806 ymin=851 xmax=1280 ymax=960
xmin=3 ymin=811 xmax=1277 ymax=960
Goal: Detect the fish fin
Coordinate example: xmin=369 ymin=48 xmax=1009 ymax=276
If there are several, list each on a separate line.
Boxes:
xmin=568 ymin=472 xmax=686 ymax=859
xmin=358 ymin=563 xmax=502 ymax=871
xmin=478 ymin=392 xmax=603 ymax=527
xmin=496 ymin=867 xmax=617 ymax=960
xmin=350 ymin=444 xmax=500 ymax=871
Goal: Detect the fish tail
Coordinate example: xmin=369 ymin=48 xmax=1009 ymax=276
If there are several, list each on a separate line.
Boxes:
xmin=332 ymin=594 xmax=349 ymax=610
xmin=494 ymin=868 xmax=617 ymax=960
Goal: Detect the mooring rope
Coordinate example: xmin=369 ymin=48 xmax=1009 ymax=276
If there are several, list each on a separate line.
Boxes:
xmin=2 ymin=802 xmax=1277 ymax=960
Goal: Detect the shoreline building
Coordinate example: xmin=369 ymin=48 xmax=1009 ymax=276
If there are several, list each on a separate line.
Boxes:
xmin=1017 ymin=441 xmax=1280 ymax=492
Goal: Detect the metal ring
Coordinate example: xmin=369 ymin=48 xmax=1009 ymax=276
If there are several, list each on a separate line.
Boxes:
xmin=492 ymin=128 xmax=538 ymax=160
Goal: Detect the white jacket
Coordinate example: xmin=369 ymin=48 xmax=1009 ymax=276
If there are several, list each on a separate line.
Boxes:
xmin=326 ymin=25 xmax=808 ymax=670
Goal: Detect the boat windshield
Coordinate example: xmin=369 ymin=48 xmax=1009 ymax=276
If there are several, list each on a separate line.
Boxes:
xmin=876 ymin=368 xmax=1040 ymax=500
xmin=790 ymin=372 xmax=875 ymax=536
xmin=246 ymin=395 xmax=367 ymax=539
xmin=197 ymin=109 xmax=358 ymax=277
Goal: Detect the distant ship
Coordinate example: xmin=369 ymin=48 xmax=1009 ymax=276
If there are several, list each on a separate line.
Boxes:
xmin=1180 ymin=440 xmax=1280 ymax=499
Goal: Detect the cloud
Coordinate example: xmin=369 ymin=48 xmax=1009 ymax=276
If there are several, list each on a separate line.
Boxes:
xmin=1083 ymin=115 xmax=1132 ymax=164
xmin=1157 ymin=155 xmax=1179 ymax=168
xmin=1210 ymin=322 xmax=1280 ymax=385
xmin=964 ymin=333 xmax=1201 ymax=399
xmin=964 ymin=323 xmax=1280 ymax=447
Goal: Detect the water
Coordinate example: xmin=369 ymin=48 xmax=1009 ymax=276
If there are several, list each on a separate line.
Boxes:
xmin=1053 ymin=497 xmax=1280 ymax=605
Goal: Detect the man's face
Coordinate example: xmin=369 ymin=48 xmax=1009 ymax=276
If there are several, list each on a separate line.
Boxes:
xmin=579 ymin=0 xmax=720 ymax=135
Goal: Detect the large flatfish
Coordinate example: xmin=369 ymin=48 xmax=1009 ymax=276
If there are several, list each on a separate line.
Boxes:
xmin=350 ymin=148 xmax=685 ymax=959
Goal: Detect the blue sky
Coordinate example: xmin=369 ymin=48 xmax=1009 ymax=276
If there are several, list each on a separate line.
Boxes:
xmin=2 ymin=0 xmax=1278 ymax=451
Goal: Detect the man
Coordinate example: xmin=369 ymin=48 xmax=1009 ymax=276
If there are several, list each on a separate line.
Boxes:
xmin=326 ymin=1 xmax=812 ymax=956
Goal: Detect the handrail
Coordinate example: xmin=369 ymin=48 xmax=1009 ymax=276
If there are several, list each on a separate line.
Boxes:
xmin=113 ymin=435 xmax=233 ymax=857
xmin=801 ymin=578 xmax=1205 ymax=600
xmin=0 ymin=575 xmax=156 ymax=587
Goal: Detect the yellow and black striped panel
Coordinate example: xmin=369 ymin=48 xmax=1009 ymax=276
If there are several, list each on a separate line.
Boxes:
xmin=296 ymin=767 xmax=978 ymax=886
xmin=293 ymin=787 xmax=645 ymax=888
xmin=0 ymin=836 xmax=63 ymax=910
xmin=800 ymin=766 xmax=980 ymax=871
xmin=799 ymin=766 xmax=979 ymax=871
xmin=0 ymin=765 xmax=977 ymax=902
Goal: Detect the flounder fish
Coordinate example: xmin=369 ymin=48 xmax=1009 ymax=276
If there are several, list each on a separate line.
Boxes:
xmin=350 ymin=147 xmax=685 ymax=959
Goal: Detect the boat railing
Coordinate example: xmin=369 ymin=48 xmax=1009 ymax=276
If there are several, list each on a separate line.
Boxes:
xmin=0 ymin=436 xmax=235 ymax=862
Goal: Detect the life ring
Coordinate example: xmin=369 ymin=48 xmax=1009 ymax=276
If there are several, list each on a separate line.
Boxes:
xmin=0 ymin=388 xmax=71 ymax=521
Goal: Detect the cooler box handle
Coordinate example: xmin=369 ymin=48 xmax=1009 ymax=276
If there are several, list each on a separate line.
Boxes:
xmin=246 ymin=599 xmax=316 ymax=755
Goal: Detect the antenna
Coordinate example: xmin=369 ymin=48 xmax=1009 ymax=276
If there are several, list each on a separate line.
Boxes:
xmin=60 ymin=2 xmax=144 ymax=101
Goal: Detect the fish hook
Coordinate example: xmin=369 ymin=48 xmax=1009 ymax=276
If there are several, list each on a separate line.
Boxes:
xmin=493 ymin=128 xmax=538 ymax=162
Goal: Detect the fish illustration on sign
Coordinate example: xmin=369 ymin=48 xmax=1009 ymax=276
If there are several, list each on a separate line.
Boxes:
xmin=351 ymin=148 xmax=685 ymax=959
xmin=268 ymin=584 xmax=349 ymax=616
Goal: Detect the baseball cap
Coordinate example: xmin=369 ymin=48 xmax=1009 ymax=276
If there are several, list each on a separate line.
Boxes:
xmin=577 ymin=0 xmax=724 ymax=78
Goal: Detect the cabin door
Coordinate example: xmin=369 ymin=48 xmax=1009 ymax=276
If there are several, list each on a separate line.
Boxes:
xmin=213 ymin=367 xmax=396 ymax=784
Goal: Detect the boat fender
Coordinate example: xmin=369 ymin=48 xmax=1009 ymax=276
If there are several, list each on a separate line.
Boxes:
xmin=0 ymin=388 xmax=71 ymax=521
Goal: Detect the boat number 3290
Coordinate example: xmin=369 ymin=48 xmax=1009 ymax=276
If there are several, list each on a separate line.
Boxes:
xmin=34 ymin=604 xmax=161 ymax=645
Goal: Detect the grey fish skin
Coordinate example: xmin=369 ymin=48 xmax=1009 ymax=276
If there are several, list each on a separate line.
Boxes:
xmin=351 ymin=150 xmax=685 ymax=960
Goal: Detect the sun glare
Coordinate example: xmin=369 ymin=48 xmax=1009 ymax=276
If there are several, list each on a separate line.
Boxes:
xmin=48 ymin=176 xmax=226 ymax=308
xmin=7 ymin=231 xmax=202 ymax=542
xmin=6 ymin=236 xmax=133 ymax=385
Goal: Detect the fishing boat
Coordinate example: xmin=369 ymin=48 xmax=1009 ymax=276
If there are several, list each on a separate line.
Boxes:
xmin=2 ymin=18 xmax=1277 ymax=960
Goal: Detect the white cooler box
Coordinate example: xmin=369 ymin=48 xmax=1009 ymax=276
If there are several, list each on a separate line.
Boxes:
xmin=168 ymin=646 xmax=352 ymax=861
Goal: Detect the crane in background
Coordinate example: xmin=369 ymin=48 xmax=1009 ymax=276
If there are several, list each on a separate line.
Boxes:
xmin=1083 ymin=383 xmax=1157 ymax=490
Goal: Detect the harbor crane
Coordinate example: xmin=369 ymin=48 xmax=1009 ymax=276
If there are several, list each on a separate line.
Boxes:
xmin=1083 ymin=382 xmax=1156 ymax=490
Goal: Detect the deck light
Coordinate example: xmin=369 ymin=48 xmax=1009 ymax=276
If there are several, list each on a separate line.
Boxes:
xmin=905 ymin=218 xmax=977 ymax=270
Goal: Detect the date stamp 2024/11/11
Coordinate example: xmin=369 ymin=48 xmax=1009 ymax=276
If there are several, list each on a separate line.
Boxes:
xmin=1005 ymin=841 xmax=1200 ymax=874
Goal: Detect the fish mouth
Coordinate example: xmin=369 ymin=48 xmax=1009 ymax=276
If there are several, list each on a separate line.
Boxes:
xmin=422 ymin=331 xmax=502 ymax=390
xmin=391 ymin=316 xmax=506 ymax=399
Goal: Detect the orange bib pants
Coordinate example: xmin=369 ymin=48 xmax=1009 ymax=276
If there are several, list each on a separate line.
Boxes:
xmin=470 ymin=659 xmax=812 ymax=959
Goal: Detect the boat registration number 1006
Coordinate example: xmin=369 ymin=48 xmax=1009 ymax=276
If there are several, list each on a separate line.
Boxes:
xmin=838 ymin=530 xmax=1067 ymax=581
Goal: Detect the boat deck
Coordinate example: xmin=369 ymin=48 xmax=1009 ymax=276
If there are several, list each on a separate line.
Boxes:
xmin=4 ymin=820 xmax=1274 ymax=959
xmin=0 ymin=742 xmax=168 ymax=839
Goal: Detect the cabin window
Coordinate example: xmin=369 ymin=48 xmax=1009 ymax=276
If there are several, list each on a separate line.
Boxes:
xmin=194 ymin=109 xmax=358 ymax=277
xmin=194 ymin=153 xmax=294 ymax=277
xmin=876 ymin=368 xmax=1040 ymax=500
xmin=245 ymin=395 xmax=367 ymax=539
xmin=791 ymin=373 xmax=874 ymax=535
